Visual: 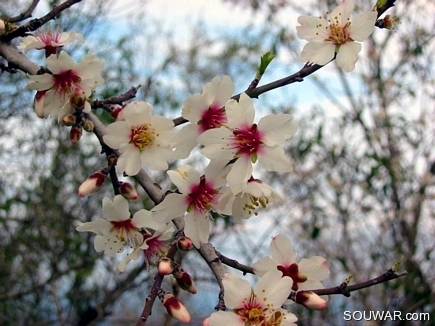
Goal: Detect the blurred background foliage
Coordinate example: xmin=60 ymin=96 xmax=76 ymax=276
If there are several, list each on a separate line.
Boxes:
xmin=0 ymin=0 xmax=434 ymax=325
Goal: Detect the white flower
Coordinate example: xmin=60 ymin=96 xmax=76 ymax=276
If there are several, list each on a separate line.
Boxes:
xmin=198 ymin=93 xmax=298 ymax=194
xmin=103 ymin=101 xmax=175 ymax=175
xmin=218 ymin=176 xmax=282 ymax=221
xmin=18 ymin=26 xmax=84 ymax=55
xmin=27 ymin=51 xmax=104 ymax=119
xmin=296 ymin=0 xmax=377 ymax=72
xmin=172 ymin=75 xmax=234 ymax=159
xmin=116 ymin=217 xmax=174 ymax=272
xmin=152 ymin=162 xmax=229 ymax=247
xmin=209 ymin=271 xmax=298 ymax=326
xmin=75 ymin=195 xmax=150 ymax=256
xmin=253 ymin=234 xmax=330 ymax=292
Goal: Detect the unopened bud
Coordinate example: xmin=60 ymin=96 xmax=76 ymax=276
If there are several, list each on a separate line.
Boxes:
xmin=203 ymin=317 xmax=210 ymax=326
xmin=177 ymin=237 xmax=193 ymax=251
xmin=70 ymin=87 xmax=87 ymax=110
xmin=160 ymin=291 xmax=191 ymax=323
xmin=119 ymin=181 xmax=138 ymax=200
xmin=158 ymin=257 xmax=174 ymax=275
xmin=0 ymin=20 xmax=5 ymax=33
xmin=295 ymin=291 xmax=327 ymax=310
xmin=34 ymin=91 xmax=46 ymax=118
xmin=62 ymin=114 xmax=76 ymax=126
xmin=78 ymin=170 xmax=108 ymax=197
xmin=70 ymin=125 xmax=82 ymax=145
xmin=83 ymin=119 xmax=94 ymax=132
xmin=173 ymin=267 xmax=197 ymax=294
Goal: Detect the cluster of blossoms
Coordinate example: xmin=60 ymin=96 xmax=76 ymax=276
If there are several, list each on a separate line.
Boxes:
xmin=19 ymin=0 xmax=380 ymax=321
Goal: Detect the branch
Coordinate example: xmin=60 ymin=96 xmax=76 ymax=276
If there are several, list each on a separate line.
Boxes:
xmin=1 ymin=0 xmax=84 ymax=41
xmin=7 ymin=0 xmax=40 ymax=23
xmin=91 ymin=86 xmax=141 ymax=110
xmin=312 ymin=268 xmax=407 ymax=297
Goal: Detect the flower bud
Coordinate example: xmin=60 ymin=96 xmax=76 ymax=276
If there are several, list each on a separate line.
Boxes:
xmin=119 ymin=182 xmax=138 ymax=200
xmin=62 ymin=114 xmax=76 ymax=126
xmin=295 ymin=291 xmax=327 ymax=310
xmin=202 ymin=317 xmax=210 ymax=326
xmin=70 ymin=87 xmax=87 ymax=110
xmin=173 ymin=267 xmax=197 ymax=294
xmin=34 ymin=91 xmax=46 ymax=118
xmin=161 ymin=292 xmax=191 ymax=323
xmin=158 ymin=257 xmax=174 ymax=275
xmin=70 ymin=125 xmax=82 ymax=145
xmin=78 ymin=170 xmax=108 ymax=197
xmin=0 ymin=20 xmax=5 ymax=33
xmin=177 ymin=237 xmax=193 ymax=251
xmin=82 ymin=119 xmax=94 ymax=132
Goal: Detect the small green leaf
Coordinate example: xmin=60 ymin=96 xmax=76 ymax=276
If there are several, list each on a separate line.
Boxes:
xmin=257 ymin=51 xmax=275 ymax=77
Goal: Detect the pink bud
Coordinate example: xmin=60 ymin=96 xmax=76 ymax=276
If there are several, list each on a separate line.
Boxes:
xmin=119 ymin=182 xmax=138 ymax=200
xmin=173 ymin=267 xmax=197 ymax=294
xmin=295 ymin=291 xmax=327 ymax=310
xmin=62 ymin=114 xmax=76 ymax=126
xmin=34 ymin=91 xmax=46 ymax=118
xmin=202 ymin=317 xmax=210 ymax=326
xmin=110 ymin=106 xmax=125 ymax=121
xmin=78 ymin=170 xmax=107 ymax=197
xmin=162 ymin=293 xmax=191 ymax=323
xmin=158 ymin=257 xmax=174 ymax=275
xmin=70 ymin=125 xmax=82 ymax=145
xmin=177 ymin=237 xmax=193 ymax=251
xmin=0 ymin=20 xmax=5 ymax=33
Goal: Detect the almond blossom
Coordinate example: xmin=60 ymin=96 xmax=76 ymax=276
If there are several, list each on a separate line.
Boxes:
xmin=116 ymin=216 xmax=175 ymax=272
xmin=198 ymin=93 xmax=298 ymax=194
xmin=75 ymin=195 xmax=150 ymax=256
xmin=27 ymin=51 xmax=104 ymax=119
xmin=18 ymin=26 xmax=84 ymax=56
xmin=103 ymin=101 xmax=175 ymax=175
xmin=218 ymin=176 xmax=282 ymax=221
xmin=208 ymin=271 xmax=297 ymax=326
xmin=172 ymin=75 xmax=234 ymax=159
xmin=253 ymin=234 xmax=330 ymax=292
xmin=296 ymin=0 xmax=377 ymax=72
xmin=152 ymin=162 xmax=230 ymax=247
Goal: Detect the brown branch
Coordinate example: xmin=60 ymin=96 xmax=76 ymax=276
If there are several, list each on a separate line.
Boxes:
xmin=91 ymin=86 xmax=141 ymax=110
xmin=7 ymin=0 xmax=40 ymax=23
xmin=1 ymin=0 xmax=84 ymax=41
xmin=312 ymin=268 xmax=407 ymax=297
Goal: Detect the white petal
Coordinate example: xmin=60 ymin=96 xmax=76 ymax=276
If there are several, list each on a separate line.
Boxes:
xmin=270 ymin=234 xmax=297 ymax=265
xmin=209 ymin=311 xmax=244 ymax=326
xmin=139 ymin=146 xmax=171 ymax=171
xmin=112 ymin=195 xmax=130 ymax=220
xmin=124 ymin=102 xmax=153 ymax=126
xmin=252 ymin=257 xmax=276 ymax=277
xmin=184 ymin=210 xmax=210 ymax=247
xmin=296 ymin=16 xmax=328 ymax=41
xmin=254 ymin=271 xmax=293 ymax=307
xmin=203 ymin=75 xmax=235 ymax=106
xmin=132 ymin=209 xmax=153 ymax=228
xmin=117 ymin=150 xmax=142 ymax=176
xmin=258 ymin=146 xmax=293 ymax=172
xmin=225 ymin=93 xmax=255 ymax=128
xmin=336 ymin=41 xmax=361 ymax=72
xmin=299 ymin=256 xmax=330 ymax=280
xmin=227 ymin=157 xmax=252 ymax=195
xmin=300 ymin=42 xmax=336 ymax=66
xmin=168 ymin=164 xmax=200 ymax=193
xmin=76 ymin=219 xmax=111 ymax=235
xmin=171 ymin=124 xmax=200 ymax=159
xmin=222 ymin=273 xmax=252 ymax=309
xmin=350 ymin=11 xmax=377 ymax=41
xmin=152 ymin=193 xmax=186 ymax=222
xmin=258 ymin=114 xmax=298 ymax=146
xmin=116 ymin=248 xmax=141 ymax=273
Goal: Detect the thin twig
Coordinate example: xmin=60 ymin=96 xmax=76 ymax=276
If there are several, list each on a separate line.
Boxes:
xmin=7 ymin=0 xmax=40 ymax=23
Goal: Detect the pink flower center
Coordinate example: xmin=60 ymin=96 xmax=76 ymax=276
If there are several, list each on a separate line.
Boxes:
xmin=198 ymin=104 xmax=227 ymax=132
xmin=130 ymin=124 xmax=156 ymax=151
xmin=142 ymin=232 xmax=170 ymax=265
xmin=277 ymin=263 xmax=307 ymax=291
xmin=52 ymin=70 xmax=81 ymax=94
xmin=234 ymin=295 xmax=267 ymax=324
xmin=187 ymin=177 xmax=218 ymax=212
xmin=110 ymin=219 xmax=142 ymax=249
xmin=325 ymin=16 xmax=351 ymax=45
xmin=232 ymin=124 xmax=263 ymax=159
